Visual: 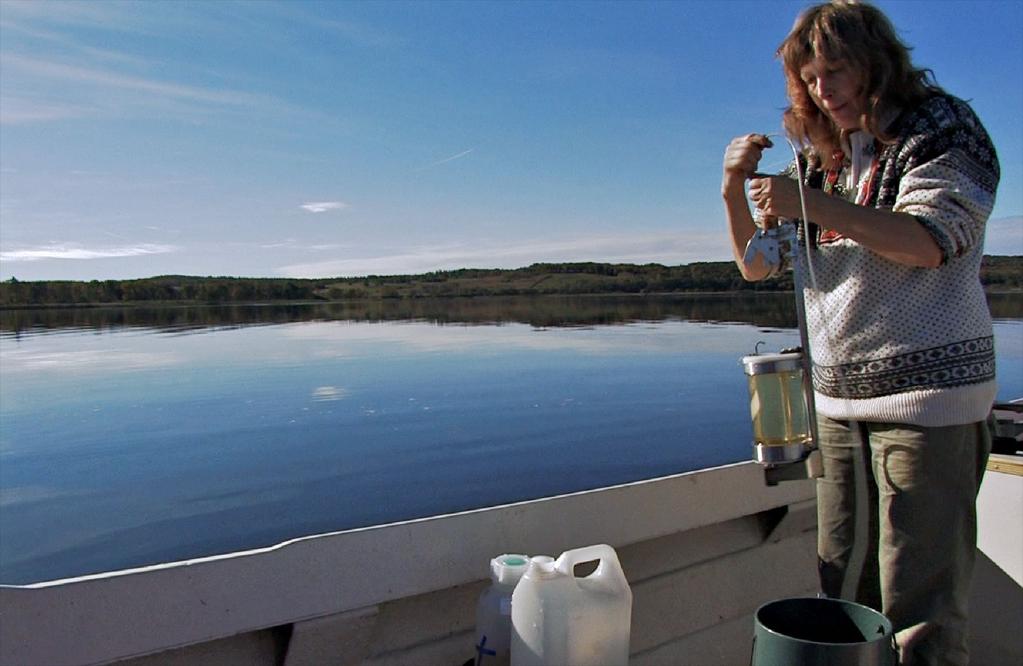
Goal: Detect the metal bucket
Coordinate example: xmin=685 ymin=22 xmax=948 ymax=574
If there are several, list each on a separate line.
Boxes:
xmin=751 ymin=597 xmax=897 ymax=666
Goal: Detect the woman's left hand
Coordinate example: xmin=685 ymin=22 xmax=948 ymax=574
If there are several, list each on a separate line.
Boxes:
xmin=748 ymin=175 xmax=803 ymax=220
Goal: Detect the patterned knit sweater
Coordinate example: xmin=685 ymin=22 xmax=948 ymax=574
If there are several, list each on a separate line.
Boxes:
xmin=791 ymin=94 xmax=1000 ymax=427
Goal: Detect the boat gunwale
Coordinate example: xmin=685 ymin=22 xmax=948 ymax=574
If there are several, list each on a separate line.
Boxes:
xmin=0 ymin=460 xmax=815 ymax=666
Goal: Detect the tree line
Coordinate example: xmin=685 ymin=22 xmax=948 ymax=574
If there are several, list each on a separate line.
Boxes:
xmin=0 ymin=276 xmax=326 ymax=307
xmin=1 ymin=257 xmax=1019 ymax=307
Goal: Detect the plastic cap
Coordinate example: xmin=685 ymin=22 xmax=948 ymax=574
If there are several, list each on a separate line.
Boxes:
xmin=524 ymin=555 xmax=560 ymax=580
xmin=490 ymin=553 xmax=530 ymax=585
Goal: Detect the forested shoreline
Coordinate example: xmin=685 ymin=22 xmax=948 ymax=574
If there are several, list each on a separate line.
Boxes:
xmin=2 ymin=257 xmax=1020 ymax=307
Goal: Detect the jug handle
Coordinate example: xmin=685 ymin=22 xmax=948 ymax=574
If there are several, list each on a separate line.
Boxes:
xmin=554 ymin=544 xmax=623 ymax=580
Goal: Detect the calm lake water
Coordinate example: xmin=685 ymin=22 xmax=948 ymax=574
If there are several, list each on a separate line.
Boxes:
xmin=1 ymin=294 xmax=1021 ymax=584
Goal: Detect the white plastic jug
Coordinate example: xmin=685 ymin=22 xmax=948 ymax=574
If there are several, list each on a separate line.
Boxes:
xmin=475 ymin=554 xmax=530 ymax=666
xmin=510 ymin=544 xmax=632 ymax=666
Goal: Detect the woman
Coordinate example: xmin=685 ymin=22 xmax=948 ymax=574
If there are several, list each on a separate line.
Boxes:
xmin=722 ymin=2 xmax=998 ymax=664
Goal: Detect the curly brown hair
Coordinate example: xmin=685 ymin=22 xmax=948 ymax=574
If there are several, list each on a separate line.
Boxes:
xmin=777 ymin=1 xmax=943 ymax=168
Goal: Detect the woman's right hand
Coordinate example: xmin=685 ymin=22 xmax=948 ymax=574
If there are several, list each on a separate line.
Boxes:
xmin=722 ymin=133 xmax=773 ymax=194
xmin=721 ymin=133 xmax=779 ymax=281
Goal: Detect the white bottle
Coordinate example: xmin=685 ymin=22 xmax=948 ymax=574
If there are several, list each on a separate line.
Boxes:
xmin=475 ymin=554 xmax=530 ymax=666
xmin=510 ymin=545 xmax=632 ymax=666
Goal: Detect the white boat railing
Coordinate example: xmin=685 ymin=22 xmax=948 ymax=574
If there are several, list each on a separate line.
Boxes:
xmin=0 ymin=461 xmax=817 ymax=666
xmin=3 ymin=452 xmax=1018 ymax=666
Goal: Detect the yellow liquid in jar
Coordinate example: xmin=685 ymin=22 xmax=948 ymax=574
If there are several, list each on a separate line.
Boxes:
xmin=748 ymin=370 xmax=811 ymax=447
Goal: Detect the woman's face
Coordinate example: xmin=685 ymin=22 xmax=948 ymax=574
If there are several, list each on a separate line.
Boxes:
xmin=799 ymin=56 xmax=864 ymax=131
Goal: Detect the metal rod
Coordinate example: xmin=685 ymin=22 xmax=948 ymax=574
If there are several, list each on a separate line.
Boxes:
xmin=788 ymin=225 xmax=820 ymax=453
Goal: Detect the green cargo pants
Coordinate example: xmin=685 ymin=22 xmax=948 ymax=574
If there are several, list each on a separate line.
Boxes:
xmin=815 ymin=415 xmax=992 ymax=666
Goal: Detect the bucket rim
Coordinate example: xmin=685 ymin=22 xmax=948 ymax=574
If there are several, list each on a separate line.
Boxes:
xmin=754 ymin=596 xmax=894 ymax=647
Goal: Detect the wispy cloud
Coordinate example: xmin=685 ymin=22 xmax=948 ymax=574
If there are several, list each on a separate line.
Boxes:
xmin=299 ymin=201 xmax=349 ymax=214
xmin=260 ymin=239 xmax=345 ymax=251
xmin=1 ymin=13 xmax=157 ymax=65
xmin=0 ymin=0 xmax=150 ymax=34
xmin=275 ymin=230 xmax=730 ymax=278
xmin=2 ymin=54 xmax=264 ymax=108
xmin=417 ymin=147 xmax=476 ymax=171
xmin=0 ymin=95 xmax=95 ymax=124
xmin=0 ymin=243 xmax=176 ymax=262
xmin=1 ymin=0 xmax=331 ymax=126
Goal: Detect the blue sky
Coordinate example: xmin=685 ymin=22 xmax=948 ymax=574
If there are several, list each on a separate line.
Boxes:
xmin=1 ymin=0 xmax=1020 ymax=281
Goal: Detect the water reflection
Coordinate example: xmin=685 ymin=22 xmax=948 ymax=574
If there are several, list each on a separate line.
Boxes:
xmin=3 ymin=315 xmax=796 ymax=583
xmin=0 ymin=294 xmax=804 ymax=337
xmin=3 ymin=293 xmax=1019 ymax=339
xmin=1 ymin=295 xmax=1020 ymax=584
